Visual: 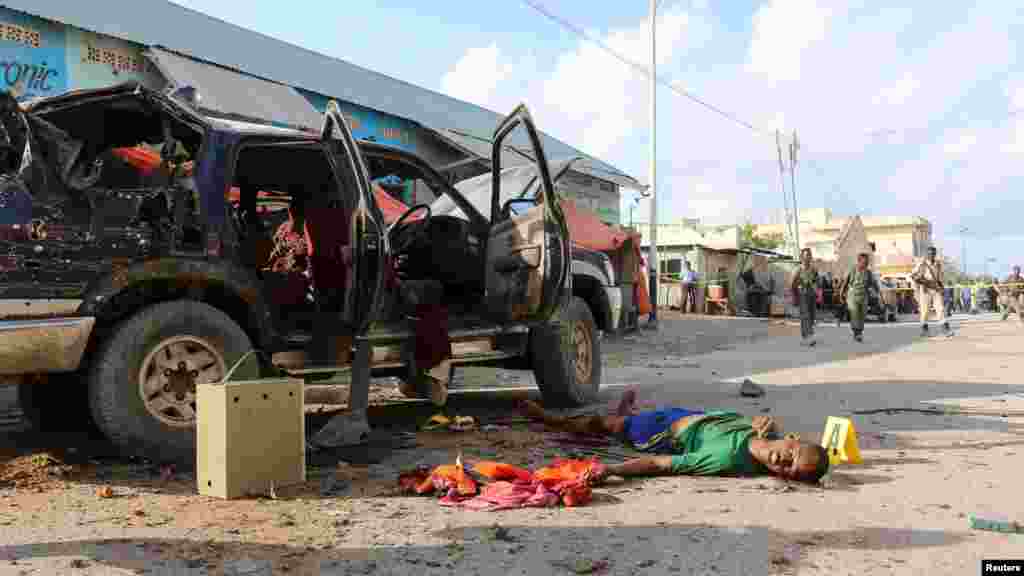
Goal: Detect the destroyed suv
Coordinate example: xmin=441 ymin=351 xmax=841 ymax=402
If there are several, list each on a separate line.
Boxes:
xmin=0 ymin=83 xmax=598 ymax=463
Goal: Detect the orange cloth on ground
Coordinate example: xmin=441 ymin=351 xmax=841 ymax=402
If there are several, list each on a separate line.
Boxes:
xmin=472 ymin=461 xmax=534 ymax=483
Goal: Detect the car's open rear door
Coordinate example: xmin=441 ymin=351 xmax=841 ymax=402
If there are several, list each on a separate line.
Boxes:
xmin=484 ymin=105 xmax=570 ymax=324
xmin=320 ymin=100 xmax=386 ymax=333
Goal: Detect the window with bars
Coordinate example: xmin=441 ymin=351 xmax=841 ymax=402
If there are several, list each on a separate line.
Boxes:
xmin=1 ymin=22 xmax=41 ymax=48
xmin=84 ymin=44 xmax=145 ymax=73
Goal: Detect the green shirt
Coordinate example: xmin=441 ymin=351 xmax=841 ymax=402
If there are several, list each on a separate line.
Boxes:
xmin=668 ymin=411 xmax=766 ymax=476
xmin=797 ymin=267 xmax=819 ymax=293
xmin=846 ymin=268 xmax=873 ymax=303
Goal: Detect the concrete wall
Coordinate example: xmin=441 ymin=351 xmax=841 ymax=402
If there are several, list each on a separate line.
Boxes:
xmin=1 ymin=7 xmax=162 ymax=100
xmin=556 ymin=171 xmax=620 ymax=225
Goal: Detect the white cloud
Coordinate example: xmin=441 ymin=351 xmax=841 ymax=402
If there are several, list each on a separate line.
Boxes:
xmin=437 ymin=2 xmax=1022 ymax=265
xmin=539 ymin=8 xmax=696 ymax=158
xmin=942 ymin=130 xmax=977 ymax=158
xmin=746 ymin=0 xmax=833 ymax=83
xmin=439 ymin=43 xmax=512 ymax=109
xmin=874 ymin=73 xmax=919 ymax=107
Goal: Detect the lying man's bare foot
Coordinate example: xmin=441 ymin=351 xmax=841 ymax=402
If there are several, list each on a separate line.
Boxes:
xmin=615 ymin=386 xmax=638 ymax=416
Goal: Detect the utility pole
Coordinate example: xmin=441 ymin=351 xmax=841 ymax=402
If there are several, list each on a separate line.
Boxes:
xmin=775 ymin=130 xmax=793 ymax=257
xmin=789 ymin=131 xmax=801 ymax=256
xmin=959 ymin=226 xmax=968 ymax=278
xmin=647 ymin=0 xmax=658 ymax=326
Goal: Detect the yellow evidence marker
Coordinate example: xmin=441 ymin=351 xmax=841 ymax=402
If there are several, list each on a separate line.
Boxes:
xmin=820 ymin=416 xmax=863 ymax=465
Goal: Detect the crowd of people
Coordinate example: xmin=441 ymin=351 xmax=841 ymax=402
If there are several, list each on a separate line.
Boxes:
xmin=665 ymin=250 xmax=1023 ymax=332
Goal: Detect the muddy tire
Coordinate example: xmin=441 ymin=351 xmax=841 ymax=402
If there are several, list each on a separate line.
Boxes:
xmin=87 ymin=300 xmax=258 ymax=466
xmin=530 ymin=296 xmax=601 ymax=408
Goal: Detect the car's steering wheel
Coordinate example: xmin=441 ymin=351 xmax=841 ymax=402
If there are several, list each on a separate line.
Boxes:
xmin=388 ymin=203 xmax=431 ymax=256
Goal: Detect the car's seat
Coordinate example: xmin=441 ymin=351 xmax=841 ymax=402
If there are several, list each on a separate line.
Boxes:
xmin=303 ymin=203 xmax=351 ymax=313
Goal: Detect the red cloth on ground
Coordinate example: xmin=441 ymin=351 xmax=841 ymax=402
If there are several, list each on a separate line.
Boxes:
xmin=399 ymin=458 xmax=603 ymax=511
xmin=456 ymin=481 xmax=560 ymax=511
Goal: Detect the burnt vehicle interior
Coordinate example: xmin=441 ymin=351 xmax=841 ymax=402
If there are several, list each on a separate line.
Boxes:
xmin=13 ymin=89 xmax=205 ymax=253
xmin=229 ymin=141 xmax=358 ymax=337
xmin=360 ymin=147 xmax=491 ymax=320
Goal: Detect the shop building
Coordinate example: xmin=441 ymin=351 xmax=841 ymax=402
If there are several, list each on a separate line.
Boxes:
xmin=0 ymin=1 xmax=640 ymax=222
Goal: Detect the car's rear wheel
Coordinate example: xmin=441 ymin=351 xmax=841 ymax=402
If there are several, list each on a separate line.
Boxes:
xmin=87 ymin=300 xmax=259 ymax=466
xmin=530 ymin=296 xmax=601 ymax=408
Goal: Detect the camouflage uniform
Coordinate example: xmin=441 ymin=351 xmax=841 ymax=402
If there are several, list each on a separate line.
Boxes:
xmin=999 ymin=271 xmax=1024 ymax=322
xmin=795 ymin=266 xmax=819 ymax=343
xmin=843 ymin=266 xmax=877 ymax=341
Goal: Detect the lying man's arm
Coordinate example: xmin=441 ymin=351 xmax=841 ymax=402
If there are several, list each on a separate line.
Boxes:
xmin=603 ymin=456 xmax=675 ymax=479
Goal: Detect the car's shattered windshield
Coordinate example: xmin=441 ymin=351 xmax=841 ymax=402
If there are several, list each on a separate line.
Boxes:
xmin=432 ymin=158 xmax=575 ymax=221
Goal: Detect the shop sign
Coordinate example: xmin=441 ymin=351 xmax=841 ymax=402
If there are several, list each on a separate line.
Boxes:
xmin=299 ymin=89 xmax=417 ymax=152
xmin=0 ymin=9 xmax=67 ymax=100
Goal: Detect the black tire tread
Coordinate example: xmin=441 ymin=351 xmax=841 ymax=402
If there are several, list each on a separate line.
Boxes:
xmin=530 ymin=296 xmax=601 ymax=408
xmin=87 ymin=300 xmax=256 ymax=466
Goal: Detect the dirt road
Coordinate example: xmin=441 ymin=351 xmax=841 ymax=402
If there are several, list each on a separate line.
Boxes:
xmin=1 ymin=312 xmax=1021 ymax=575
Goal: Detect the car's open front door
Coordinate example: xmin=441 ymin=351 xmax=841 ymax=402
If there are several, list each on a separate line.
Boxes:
xmin=484 ymin=105 xmax=570 ymax=324
xmin=320 ymin=100 xmax=386 ymax=333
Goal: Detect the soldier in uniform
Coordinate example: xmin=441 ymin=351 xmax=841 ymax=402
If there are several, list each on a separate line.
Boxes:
xmin=911 ymin=246 xmax=952 ymax=337
xmin=791 ymin=248 xmax=819 ymax=346
xmin=997 ymin=265 xmax=1024 ymax=323
xmin=839 ymin=252 xmax=878 ymax=342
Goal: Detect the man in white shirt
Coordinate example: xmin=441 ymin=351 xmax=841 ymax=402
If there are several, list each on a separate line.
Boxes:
xmin=911 ymin=246 xmax=953 ymax=337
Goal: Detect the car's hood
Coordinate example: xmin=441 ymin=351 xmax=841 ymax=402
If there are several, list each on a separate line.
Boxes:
xmin=432 ymin=157 xmax=579 ymax=221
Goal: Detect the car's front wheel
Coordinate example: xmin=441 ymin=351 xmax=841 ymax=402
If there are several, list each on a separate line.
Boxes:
xmin=530 ymin=296 xmax=601 ymax=408
xmin=87 ymin=300 xmax=259 ymax=466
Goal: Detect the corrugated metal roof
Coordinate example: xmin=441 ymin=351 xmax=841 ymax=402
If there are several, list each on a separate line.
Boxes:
xmin=4 ymin=0 xmax=643 ymax=189
xmin=146 ymin=47 xmax=323 ymax=131
xmin=434 ymin=128 xmax=643 ymax=190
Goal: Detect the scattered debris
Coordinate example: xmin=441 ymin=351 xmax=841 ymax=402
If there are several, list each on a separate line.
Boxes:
xmin=969 ymin=515 xmax=1023 ymax=534
xmin=484 ymin=523 xmax=517 ymax=542
xmin=739 ymin=379 xmax=766 ymax=398
xmin=551 ymin=558 xmax=610 ymax=574
xmin=422 ymin=414 xmax=478 ymax=432
xmin=0 ymin=452 xmax=80 ymax=489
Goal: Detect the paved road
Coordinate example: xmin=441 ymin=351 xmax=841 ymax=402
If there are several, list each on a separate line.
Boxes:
xmin=2 ymin=311 xmax=1021 ymax=575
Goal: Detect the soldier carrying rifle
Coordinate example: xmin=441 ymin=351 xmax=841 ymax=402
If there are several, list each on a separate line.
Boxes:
xmin=911 ymin=246 xmax=953 ymax=337
xmin=996 ymin=265 xmax=1024 ymax=323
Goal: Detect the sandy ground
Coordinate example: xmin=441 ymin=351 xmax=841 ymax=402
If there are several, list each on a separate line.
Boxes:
xmin=0 ymin=311 xmax=1022 ymax=575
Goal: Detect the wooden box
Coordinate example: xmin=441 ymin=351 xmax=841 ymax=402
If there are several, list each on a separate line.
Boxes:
xmin=197 ymin=378 xmax=305 ymax=499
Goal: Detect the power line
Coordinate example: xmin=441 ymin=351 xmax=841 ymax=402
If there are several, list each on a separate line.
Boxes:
xmin=862 ymin=107 xmax=1023 ymax=140
xmin=519 ymin=0 xmax=769 ymax=136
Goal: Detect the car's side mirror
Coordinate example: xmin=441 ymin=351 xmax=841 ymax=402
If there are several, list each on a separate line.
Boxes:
xmin=501 ymin=198 xmax=537 ymax=219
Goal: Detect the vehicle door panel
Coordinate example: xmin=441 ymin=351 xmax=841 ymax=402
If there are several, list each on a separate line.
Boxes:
xmin=484 ymin=105 xmax=569 ymax=324
xmin=320 ymin=101 xmax=386 ymax=333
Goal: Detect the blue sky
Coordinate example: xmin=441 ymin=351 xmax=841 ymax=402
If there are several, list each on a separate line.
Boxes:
xmin=169 ymin=0 xmax=1022 ymax=277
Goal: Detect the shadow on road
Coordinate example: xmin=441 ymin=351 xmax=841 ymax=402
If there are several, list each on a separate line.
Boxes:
xmin=0 ymin=523 xmax=967 ymax=575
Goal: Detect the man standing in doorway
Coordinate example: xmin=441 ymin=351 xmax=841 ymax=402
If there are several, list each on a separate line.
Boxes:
xmin=911 ymin=246 xmax=953 ymax=337
xmin=996 ymin=265 xmax=1024 ymax=323
xmin=681 ymin=261 xmax=699 ymax=314
xmin=840 ymin=252 xmax=878 ymax=342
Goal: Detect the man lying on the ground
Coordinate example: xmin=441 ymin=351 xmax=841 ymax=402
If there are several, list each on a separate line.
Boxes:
xmin=519 ymin=389 xmax=829 ymax=484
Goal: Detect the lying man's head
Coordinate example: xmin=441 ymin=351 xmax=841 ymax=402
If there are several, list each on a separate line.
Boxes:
xmin=749 ymin=437 xmax=829 ymax=483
